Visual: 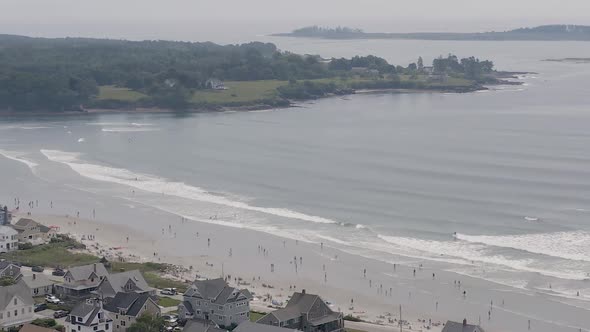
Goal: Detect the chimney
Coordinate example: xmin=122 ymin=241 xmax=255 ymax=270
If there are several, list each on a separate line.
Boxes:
xmin=93 ymin=263 xmax=97 ymax=273
xmin=302 ymin=289 xmax=306 ymax=294
xmin=33 ymin=274 xmax=36 ymax=280
xmin=463 ymin=319 xmax=467 ymax=326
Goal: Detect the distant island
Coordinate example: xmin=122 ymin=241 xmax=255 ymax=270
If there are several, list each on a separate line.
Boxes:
xmin=274 ymin=25 xmax=590 ymax=41
xmin=0 ymin=34 xmax=522 ymax=114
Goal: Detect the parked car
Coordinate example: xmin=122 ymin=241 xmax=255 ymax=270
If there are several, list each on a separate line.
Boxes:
xmin=162 ymin=315 xmax=178 ymax=327
xmin=34 ymin=303 xmax=48 ymax=312
xmin=54 ymin=310 xmax=69 ymax=318
xmin=52 ymin=268 xmax=66 ymax=276
xmin=160 ymin=288 xmax=177 ymax=296
xmin=45 ymin=294 xmax=61 ymax=304
xmin=31 ymin=266 xmax=44 ymax=272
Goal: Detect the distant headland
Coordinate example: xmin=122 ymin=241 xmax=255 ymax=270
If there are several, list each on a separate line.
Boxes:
xmin=0 ymin=34 xmax=523 ymax=115
xmin=273 ymin=25 xmax=590 ymax=41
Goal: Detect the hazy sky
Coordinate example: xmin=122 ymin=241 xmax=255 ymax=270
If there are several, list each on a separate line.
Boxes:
xmin=2 ymin=0 xmax=590 ymax=41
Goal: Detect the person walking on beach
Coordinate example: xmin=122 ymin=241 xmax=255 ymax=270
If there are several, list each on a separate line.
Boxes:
xmin=363 ymin=268 xmax=366 ymax=278
xmin=208 ymin=238 xmax=210 ymax=247
xmin=413 ymin=269 xmax=416 ymax=277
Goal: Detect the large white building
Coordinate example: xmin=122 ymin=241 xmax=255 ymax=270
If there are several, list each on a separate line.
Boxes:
xmin=178 ymin=278 xmax=252 ymax=328
xmin=66 ymin=299 xmax=112 ymax=332
xmin=0 ymin=225 xmax=18 ymax=253
xmin=0 ymin=280 xmax=35 ymax=329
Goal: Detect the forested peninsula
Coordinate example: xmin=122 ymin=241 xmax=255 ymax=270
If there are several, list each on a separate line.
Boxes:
xmin=0 ymin=35 xmax=517 ymax=113
xmin=275 ymin=25 xmax=590 ymax=41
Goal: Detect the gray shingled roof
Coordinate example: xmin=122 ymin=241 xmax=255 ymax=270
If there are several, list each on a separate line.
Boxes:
xmin=183 ymin=319 xmax=227 ymax=332
xmin=103 ymin=292 xmax=155 ymax=317
xmin=234 ymin=321 xmax=297 ymax=332
xmin=185 ymin=278 xmax=250 ymax=305
xmin=180 ymin=300 xmax=194 ymax=314
xmin=67 ymin=263 xmax=108 ymax=281
xmin=20 ymin=273 xmax=54 ymax=289
xmin=103 ymin=270 xmax=151 ymax=294
xmin=14 ymin=218 xmax=37 ymax=227
xmin=0 ymin=261 xmax=20 ymax=271
xmin=265 ymin=292 xmax=322 ymax=322
xmin=0 ymin=280 xmax=33 ymax=310
xmin=69 ymin=301 xmax=109 ymax=326
xmin=442 ymin=321 xmax=485 ymax=332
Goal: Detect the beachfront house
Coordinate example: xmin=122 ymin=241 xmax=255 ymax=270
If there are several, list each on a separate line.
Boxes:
xmin=103 ymin=292 xmax=160 ymax=332
xmin=183 ymin=318 xmax=227 ymax=332
xmin=235 ymin=321 xmax=299 ymax=332
xmin=18 ymin=273 xmax=55 ymax=297
xmin=442 ymin=319 xmax=485 ymax=332
xmin=178 ymin=278 xmax=252 ymax=328
xmin=0 ymin=206 xmax=11 ymax=226
xmin=0 ymin=225 xmax=18 ymax=253
xmin=0 ymin=280 xmax=35 ymax=329
xmin=12 ymin=218 xmax=54 ymax=245
xmin=95 ymin=270 xmax=154 ymax=300
xmin=206 ymin=79 xmax=226 ymax=90
xmin=257 ymin=290 xmax=344 ymax=332
xmin=0 ymin=261 xmax=22 ymax=279
xmin=55 ymin=263 xmax=109 ymax=299
xmin=65 ymin=299 xmax=112 ymax=332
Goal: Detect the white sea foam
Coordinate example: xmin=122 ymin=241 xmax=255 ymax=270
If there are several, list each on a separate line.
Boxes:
xmin=41 ymin=149 xmax=339 ymax=225
xmin=101 ymin=127 xmax=159 ymax=133
xmin=0 ymin=149 xmax=38 ymax=170
xmin=455 ymin=231 xmax=590 ymax=263
xmin=377 ymin=234 xmax=588 ymax=280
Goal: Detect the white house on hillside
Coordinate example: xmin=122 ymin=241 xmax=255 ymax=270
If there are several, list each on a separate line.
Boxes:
xmin=0 ymin=280 xmax=35 ymax=329
xmin=65 ymin=299 xmax=112 ymax=332
xmin=0 ymin=225 xmax=18 ymax=253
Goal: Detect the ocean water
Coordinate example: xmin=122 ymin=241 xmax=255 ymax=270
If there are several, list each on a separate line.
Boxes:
xmin=2 ymin=39 xmax=590 ymax=318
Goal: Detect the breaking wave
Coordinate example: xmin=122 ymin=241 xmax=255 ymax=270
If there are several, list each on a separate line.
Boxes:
xmin=0 ymin=149 xmax=38 ymax=170
xmin=455 ymin=231 xmax=590 ymax=263
xmin=40 ymin=149 xmax=339 ymax=225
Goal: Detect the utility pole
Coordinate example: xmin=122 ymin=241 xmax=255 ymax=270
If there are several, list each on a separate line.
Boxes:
xmin=399 ymin=305 xmax=402 ymax=332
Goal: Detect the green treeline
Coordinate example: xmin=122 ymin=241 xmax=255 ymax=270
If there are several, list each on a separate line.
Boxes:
xmin=0 ymin=34 xmax=496 ymax=112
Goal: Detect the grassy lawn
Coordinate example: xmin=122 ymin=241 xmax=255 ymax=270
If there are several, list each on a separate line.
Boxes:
xmin=2 ymin=240 xmax=98 ymax=268
xmin=158 ymin=297 xmax=181 ymax=308
xmin=110 ymin=261 xmax=189 ymax=293
xmin=250 ymin=311 xmax=266 ymax=322
xmin=191 ymin=80 xmax=286 ymax=104
xmin=97 ymin=85 xmax=147 ymax=101
xmin=144 ymin=273 xmax=188 ymax=293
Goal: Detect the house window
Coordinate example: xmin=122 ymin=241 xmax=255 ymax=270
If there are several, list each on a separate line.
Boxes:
xmin=93 ymin=327 xmax=97 ymax=331
xmin=14 ymin=310 xmax=17 ymax=316
xmin=78 ymin=317 xmax=83 ymax=322
xmin=121 ymin=321 xmax=126 ymax=327
xmin=13 ymin=299 xmax=17 ymax=305
xmin=106 ymin=324 xmax=109 ymax=329
xmin=0 ymin=312 xmax=3 ymax=319
xmin=6 ymin=311 xmax=9 ymax=318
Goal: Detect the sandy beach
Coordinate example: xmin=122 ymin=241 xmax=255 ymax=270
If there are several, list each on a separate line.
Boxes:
xmin=17 ymin=211 xmax=441 ymax=331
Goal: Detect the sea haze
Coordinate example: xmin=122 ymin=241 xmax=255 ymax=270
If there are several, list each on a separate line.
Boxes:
xmin=2 ymin=38 xmax=590 ymax=322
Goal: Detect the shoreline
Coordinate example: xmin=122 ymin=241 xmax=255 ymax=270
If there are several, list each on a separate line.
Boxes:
xmin=0 ymin=79 xmax=524 ymax=118
xmin=18 ymin=212 xmax=443 ymax=332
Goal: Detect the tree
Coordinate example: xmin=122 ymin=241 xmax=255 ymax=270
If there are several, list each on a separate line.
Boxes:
xmin=417 ymin=57 xmax=424 ymax=71
xmin=127 ymin=313 xmax=165 ymax=332
xmin=0 ymin=277 xmax=16 ymax=286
